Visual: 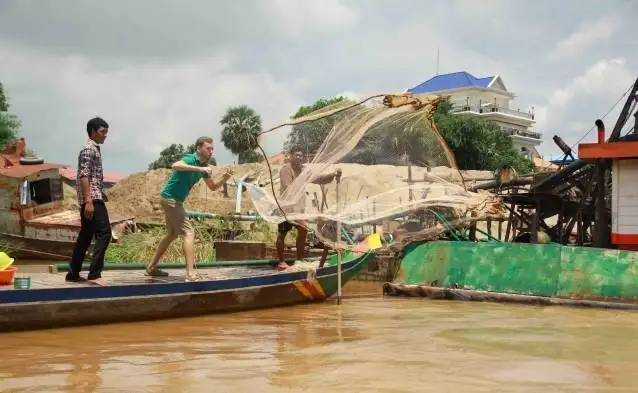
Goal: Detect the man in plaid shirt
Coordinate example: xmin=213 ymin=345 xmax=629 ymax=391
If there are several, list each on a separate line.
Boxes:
xmin=66 ymin=117 xmax=111 ymax=286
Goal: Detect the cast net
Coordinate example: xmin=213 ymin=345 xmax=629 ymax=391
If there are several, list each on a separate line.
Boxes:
xmin=244 ymin=93 xmax=502 ymax=253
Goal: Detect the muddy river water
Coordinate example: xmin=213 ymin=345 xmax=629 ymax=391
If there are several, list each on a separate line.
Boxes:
xmin=2 ymin=282 xmax=638 ymax=392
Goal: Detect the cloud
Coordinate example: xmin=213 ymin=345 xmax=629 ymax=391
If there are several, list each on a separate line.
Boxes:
xmin=0 ymin=0 xmax=636 ymax=171
xmin=0 ymin=45 xmax=309 ymax=172
xmin=533 ymin=58 xmax=637 ymax=157
xmin=265 ymin=0 xmax=359 ymax=39
xmin=547 ymin=14 xmax=621 ymax=61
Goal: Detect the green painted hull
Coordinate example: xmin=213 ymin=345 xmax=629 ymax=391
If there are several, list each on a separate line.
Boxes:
xmin=390 ymin=241 xmax=638 ymax=305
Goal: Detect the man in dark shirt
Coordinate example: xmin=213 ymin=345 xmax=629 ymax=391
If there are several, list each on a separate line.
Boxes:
xmin=66 ymin=117 xmax=111 ymax=286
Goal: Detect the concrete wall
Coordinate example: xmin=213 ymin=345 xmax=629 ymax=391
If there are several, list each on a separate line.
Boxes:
xmin=0 ymin=177 xmax=22 ymax=234
xmin=23 ymin=226 xmax=79 ymax=243
xmin=353 ymin=252 xmax=400 ymax=282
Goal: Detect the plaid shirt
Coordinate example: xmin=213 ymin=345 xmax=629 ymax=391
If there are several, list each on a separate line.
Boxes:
xmin=76 ymin=139 xmax=104 ymax=204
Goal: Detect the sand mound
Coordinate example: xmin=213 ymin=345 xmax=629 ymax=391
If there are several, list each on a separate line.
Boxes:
xmin=101 ymin=161 xmax=496 ymax=223
xmin=62 ymin=183 xmax=79 ymax=211
xmin=106 ymin=163 xmax=270 ymax=223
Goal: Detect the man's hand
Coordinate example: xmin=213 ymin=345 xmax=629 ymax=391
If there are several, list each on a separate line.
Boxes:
xmin=201 ymin=166 xmax=214 ymax=177
xmin=84 ymin=200 xmax=94 ymax=220
xmin=223 ymin=167 xmax=234 ymax=179
xmin=334 ymin=168 xmax=342 ymax=181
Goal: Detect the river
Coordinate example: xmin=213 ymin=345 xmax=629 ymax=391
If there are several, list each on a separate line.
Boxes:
xmin=1 ymin=281 xmax=637 ymax=392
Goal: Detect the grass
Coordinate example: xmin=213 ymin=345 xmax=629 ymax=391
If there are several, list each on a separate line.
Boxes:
xmin=104 ymin=216 xmax=289 ymax=263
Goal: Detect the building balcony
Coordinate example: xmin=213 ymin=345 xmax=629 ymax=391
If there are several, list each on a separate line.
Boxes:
xmin=503 ymin=127 xmax=542 ymax=140
xmin=450 ymin=103 xmax=534 ymax=121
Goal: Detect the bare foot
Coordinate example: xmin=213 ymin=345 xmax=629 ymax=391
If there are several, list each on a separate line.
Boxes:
xmin=277 ymin=262 xmax=289 ymax=271
xmin=87 ymin=277 xmax=108 ymax=286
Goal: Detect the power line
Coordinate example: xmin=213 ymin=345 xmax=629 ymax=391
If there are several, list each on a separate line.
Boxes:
xmin=568 ymin=83 xmax=635 ymax=151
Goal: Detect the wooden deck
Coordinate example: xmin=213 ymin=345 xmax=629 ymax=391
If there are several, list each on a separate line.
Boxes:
xmin=0 ymin=264 xmax=308 ymax=291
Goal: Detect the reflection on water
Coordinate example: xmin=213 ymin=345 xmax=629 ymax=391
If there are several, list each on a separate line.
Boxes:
xmin=2 ymin=282 xmax=638 ymax=392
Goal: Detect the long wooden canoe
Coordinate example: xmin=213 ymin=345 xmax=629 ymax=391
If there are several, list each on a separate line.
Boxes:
xmin=0 ymin=251 xmax=375 ymax=333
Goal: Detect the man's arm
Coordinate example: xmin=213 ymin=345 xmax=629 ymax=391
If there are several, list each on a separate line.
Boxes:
xmin=171 ymin=156 xmax=207 ymax=173
xmin=204 ymin=171 xmax=233 ymax=191
xmin=77 ymin=148 xmax=95 ymax=204
xmin=311 ymin=168 xmax=342 ymax=185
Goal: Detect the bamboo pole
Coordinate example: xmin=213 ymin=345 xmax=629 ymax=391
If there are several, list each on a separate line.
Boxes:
xmin=336 ymin=176 xmax=342 ymax=305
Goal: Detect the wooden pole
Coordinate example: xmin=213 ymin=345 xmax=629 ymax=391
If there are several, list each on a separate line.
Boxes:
xmin=336 ymin=176 xmax=342 ymax=305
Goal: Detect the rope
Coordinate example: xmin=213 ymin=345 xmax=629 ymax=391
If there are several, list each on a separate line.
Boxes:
xmin=568 ymin=82 xmax=635 ymax=150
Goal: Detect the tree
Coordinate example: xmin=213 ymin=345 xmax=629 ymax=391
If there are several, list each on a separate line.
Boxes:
xmin=434 ymin=100 xmax=535 ymax=173
xmin=0 ymin=82 xmax=21 ymax=150
xmin=238 ymin=149 xmax=263 ymax=164
xmin=220 ymin=105 xmax=262 ymax=164
xmin=284 ymin=96 xmax=347 ymax=155
xmin=148 ymin=143 xmax=217 ymax=170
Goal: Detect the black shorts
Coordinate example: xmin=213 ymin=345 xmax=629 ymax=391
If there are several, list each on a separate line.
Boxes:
xmin=278 ymin=221 xmax=301 ymax=234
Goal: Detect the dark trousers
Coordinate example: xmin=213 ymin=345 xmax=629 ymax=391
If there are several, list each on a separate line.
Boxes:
xmin=66 ymin=199 xmax=112 ymax=281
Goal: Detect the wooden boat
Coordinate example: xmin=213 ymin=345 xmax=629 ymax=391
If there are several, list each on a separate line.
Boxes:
xmin=0 ymin=250 xmax=375 ymax=333
xmin=0 ymin=138 xmax=132 ymax=260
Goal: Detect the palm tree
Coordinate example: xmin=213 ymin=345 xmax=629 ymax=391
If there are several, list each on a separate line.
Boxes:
xmin=220 ymin=105 xmax=262 ymax=164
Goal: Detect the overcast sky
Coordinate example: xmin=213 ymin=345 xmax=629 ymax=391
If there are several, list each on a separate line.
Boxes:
xmin=0 ymin=0 xmax=636 ymax=173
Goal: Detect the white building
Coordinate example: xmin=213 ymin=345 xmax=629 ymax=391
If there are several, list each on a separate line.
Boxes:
xmin=407 ymin=71 xmax=541 ymax=158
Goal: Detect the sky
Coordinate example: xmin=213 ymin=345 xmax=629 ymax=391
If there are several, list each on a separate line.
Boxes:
xmin=0 ymin=0 xmax=636 ymax=173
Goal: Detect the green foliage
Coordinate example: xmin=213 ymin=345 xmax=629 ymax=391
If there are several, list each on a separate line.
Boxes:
xmin=284 ymin=96 xmax=347 ymax=154
xmin=0 ymin=82 xmax=8 ymax=112
xmin=105 ymin=217 xmax=278 ymax=263
xmin=281 ymin=94 xmax=536 ymax=173
xmin=238 ymin=149 xmax=264 ymax=164
xmin=0 ymin=82 xmax=21 ymax=150
xmin=148 ymin=143 xmax=217 ymax=170
xmin=434 ymin=101 xmax=536 ymax=173
xmin=220 ymin=105 xmax=262 ymax=162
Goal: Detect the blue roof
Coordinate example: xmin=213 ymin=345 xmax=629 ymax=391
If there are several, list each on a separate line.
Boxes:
xmin=407 ymin=71 xmax=495 ymax=94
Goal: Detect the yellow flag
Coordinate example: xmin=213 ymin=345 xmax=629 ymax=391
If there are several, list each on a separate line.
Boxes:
xmin=368 ymin=233 xmax=382 ymax=250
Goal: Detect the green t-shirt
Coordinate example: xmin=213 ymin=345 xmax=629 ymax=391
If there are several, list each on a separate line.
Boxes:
xmin=160 ymin=153 xmax=208 ymax=203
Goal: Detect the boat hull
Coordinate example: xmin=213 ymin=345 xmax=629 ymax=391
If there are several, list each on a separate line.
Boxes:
xmin=386 ymin=240 xmax=638 ymax=309
xmin=0 ymin=252 xmax=375 ymax=333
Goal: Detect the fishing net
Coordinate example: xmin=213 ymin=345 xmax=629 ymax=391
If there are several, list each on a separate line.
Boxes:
xmin=245 ymin=93 xmax=502 ymax=252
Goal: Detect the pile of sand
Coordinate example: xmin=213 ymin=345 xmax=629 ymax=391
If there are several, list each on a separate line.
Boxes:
xmin=105 ymin=163 xmax=271 ymax=223
xmin=62 ymin=183 xmax=80 ymax=211
xmin=102 ymin=162 xmax=496 ymax=223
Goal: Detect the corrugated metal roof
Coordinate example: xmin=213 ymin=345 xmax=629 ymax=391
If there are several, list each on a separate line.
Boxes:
xmin=407 ymin=71 xmax=495 ymax=94
xmin=0 ymin=163 xmax=66 ymax=179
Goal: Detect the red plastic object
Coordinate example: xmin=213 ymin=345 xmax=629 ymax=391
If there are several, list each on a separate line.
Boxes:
xmin=0 ymin=266 xmax=17 ymax=285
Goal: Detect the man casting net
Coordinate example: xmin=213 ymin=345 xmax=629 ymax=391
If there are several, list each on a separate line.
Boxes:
xmin=244 ymin=93 xmax=501 ymax=265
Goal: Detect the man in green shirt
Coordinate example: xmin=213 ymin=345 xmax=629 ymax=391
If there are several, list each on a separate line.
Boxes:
xmin=145 ymin=136 xmax=232 ymax=281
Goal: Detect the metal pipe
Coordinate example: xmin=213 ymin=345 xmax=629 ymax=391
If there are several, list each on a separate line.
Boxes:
xmin=596 ymin=119 xmax=605 ymax=143
xmin=186 ymin=212 xmax=261 ymax=220
xmin=336 ymin=177 xmax=342 ymax=305
xmin=53 ymin=258 xmax=301 ymax=272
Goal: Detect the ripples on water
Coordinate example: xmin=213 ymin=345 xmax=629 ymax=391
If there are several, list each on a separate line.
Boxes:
xmin=2 ymin=282 xmax=638 ymax=392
